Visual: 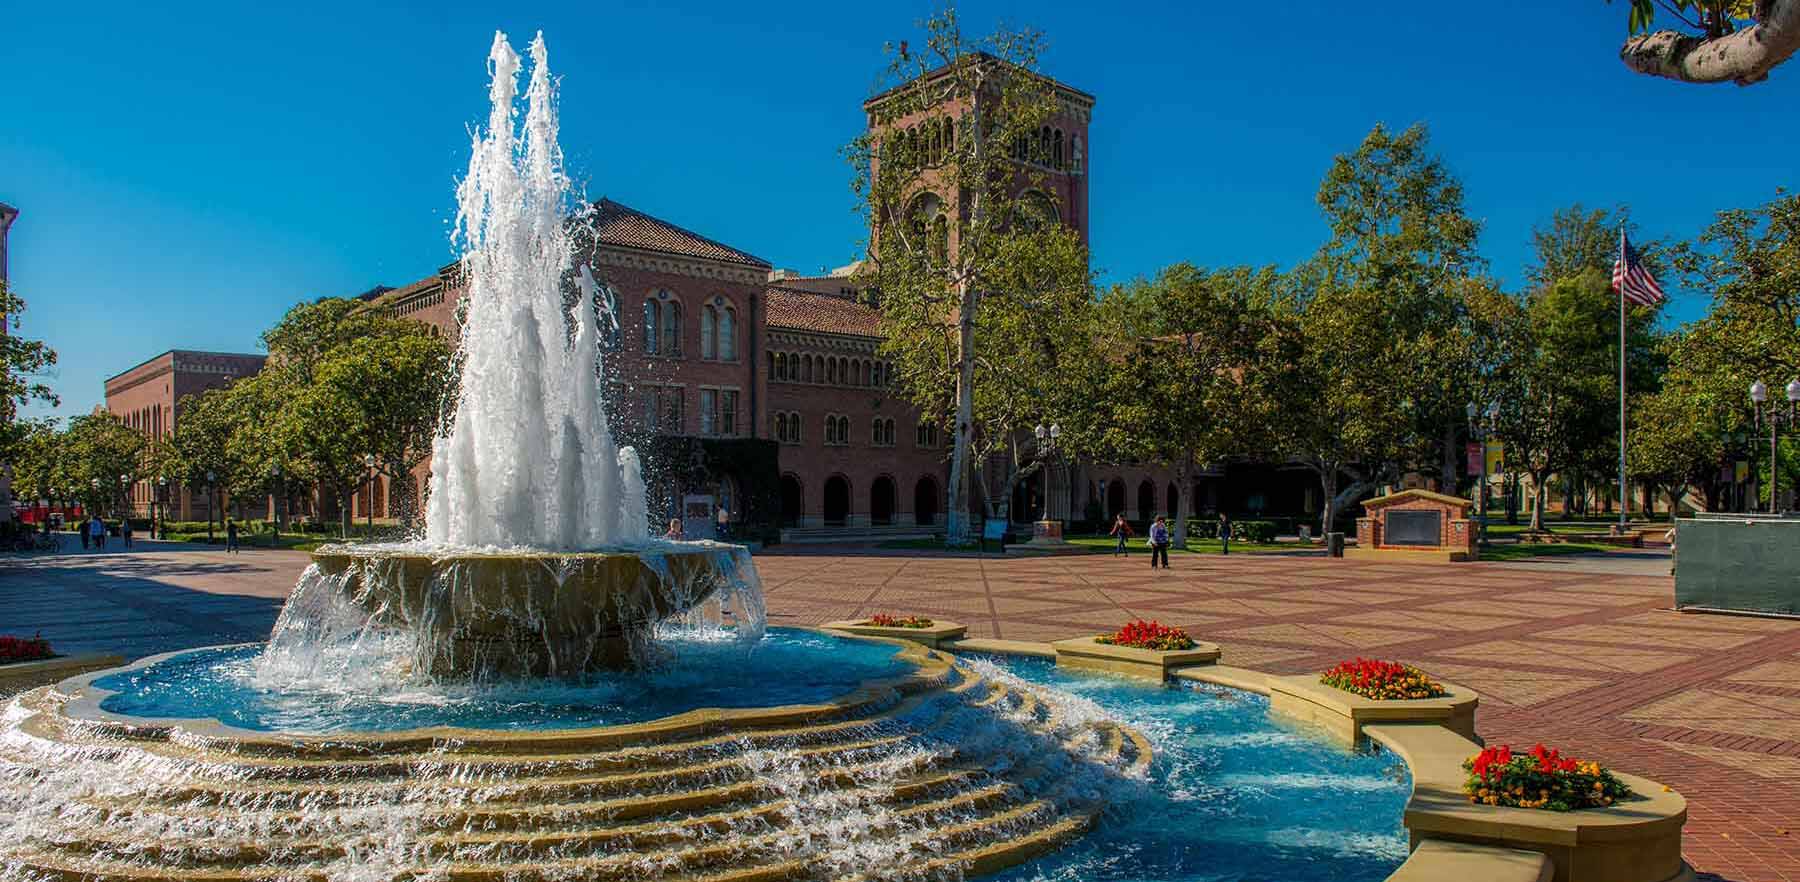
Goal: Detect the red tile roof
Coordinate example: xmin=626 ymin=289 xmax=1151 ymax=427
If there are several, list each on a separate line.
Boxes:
xmin=593 ymin=198 xmax=770 ymax=268
xmin=765 ymin=286 xmax=882 ymax=337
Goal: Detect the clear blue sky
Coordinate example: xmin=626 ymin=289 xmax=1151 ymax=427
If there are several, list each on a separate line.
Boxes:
xmin=5 ymin=0 xmax=1794 ymax=420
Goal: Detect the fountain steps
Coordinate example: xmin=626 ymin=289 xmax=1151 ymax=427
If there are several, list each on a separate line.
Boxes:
xmin=6 ymin=652 xmax=1145 ymax=882
xmin=10 ymin=777 xmax=1080 ymax=882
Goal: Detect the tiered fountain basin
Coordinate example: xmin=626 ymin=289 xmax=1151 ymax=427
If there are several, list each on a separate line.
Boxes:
xmin=308 ymin=543 xmax=750 ymax=678
xmin=0 ymin=632 xmax=1152 ymax=882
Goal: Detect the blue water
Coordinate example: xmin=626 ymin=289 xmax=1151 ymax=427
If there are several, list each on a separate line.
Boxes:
xmin=93 ymin=629 xmax=907 ymax=733
xmin=983 ymin=656 xmax=1411 ymax=882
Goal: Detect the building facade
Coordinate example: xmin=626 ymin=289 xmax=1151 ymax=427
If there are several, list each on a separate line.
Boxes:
xmin=103 ymin=350 xmax=267 ymax=520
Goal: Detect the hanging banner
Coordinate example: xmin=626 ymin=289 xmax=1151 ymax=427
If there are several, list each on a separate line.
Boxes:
xmin=1466 ymin=443 xmax=1483 ymax=474
xmin=1486 ymin=441 xmax=1505 ymax=473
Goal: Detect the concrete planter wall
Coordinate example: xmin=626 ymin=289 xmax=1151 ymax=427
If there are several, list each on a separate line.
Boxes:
xmin=823 ymin=619 xmax=968 ymax=649
xmin=1267 ymin=673 xmax=1479 ymax=747
xmin=1049 ymin=636 xmax=1220 ymax=681
xmin=0 ymin=654 xmax=125 ymax=699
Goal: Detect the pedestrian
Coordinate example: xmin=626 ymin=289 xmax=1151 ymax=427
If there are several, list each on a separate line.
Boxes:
xmin=1148 ymin=515 xmax=1171 ymax=570
xmin=715 ymin=506 xmax=729 ymax=542
xmin=1108 ymin=514 xmax=1134 ymax=557
xmin=663 ymin=518 xmax=685 ymax=541
xmin=121 ymin=518 xmax=134 ymax=548
xmin=79 ymin=515 xmax=90 ymax=550
xmin=1217 ymin=512 xmax=1232 ymax=556
xmin=90 ymin=515 xmax=106 ymax=550
xmin=226 ymin=519 xmax=240 ymax=554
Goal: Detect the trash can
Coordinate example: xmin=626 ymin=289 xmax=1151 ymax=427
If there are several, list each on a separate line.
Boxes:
xmin=1326 ymin=532 xmax=1345 ymax=558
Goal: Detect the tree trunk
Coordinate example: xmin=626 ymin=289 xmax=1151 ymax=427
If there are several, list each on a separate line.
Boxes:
xmin=1530 ymin=471 xmax=1548 ymax=532
xmin=1319 ymin=463 xmax=1338 ymax=539
xmin=945 ymin=278 xmax=978 ymax=546
xmin=1621 ymin=0 xmax=1800 ymax=86
xmin=1173 ymin=449 xmax=1192 ymax=550
xmin=1441 ymin=420 xmax=1458 ymax=493
xmin=1562 ymin=476 xmax=1574 ymax=521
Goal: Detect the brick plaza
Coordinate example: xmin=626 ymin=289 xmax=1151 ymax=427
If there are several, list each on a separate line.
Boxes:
xmin=4 ymin=540 xmax=1798 ymax=881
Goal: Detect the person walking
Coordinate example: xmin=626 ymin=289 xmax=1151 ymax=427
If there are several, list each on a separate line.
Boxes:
xmin=225 ymin=519 xmax=240 ymax=554
xmin=121 ymin=518 xmax=134 ymax=548
xmin=715 ymin=506 xmax=730 ymax=542
xmin=1217 ymin=512 xmax=1232 ymax=556
xmin=1148 ymin=515 xmax=1171 ymax=570
xmin=79 ymin=515 xmax=90 ymax=550
xmin=1108 ymin=514 xmax=1134 ymax=557
xmin=663 ymin=518 xmax=685 ymax=541
xmin=89 ymin=515 xmax=106 ymax=550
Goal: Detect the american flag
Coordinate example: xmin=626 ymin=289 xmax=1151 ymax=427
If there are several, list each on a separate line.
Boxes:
xmin=1611 ymin=230 xmax=1665 ymax=306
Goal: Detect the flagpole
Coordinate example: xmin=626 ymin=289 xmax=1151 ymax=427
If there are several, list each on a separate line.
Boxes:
xmin=1618 ymin=223 xmax=1629 ymax=530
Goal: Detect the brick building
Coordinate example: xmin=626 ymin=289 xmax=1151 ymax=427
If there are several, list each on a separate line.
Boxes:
xmin=99 ymin=58 xmax=1322 ymax=539
xmin=103 ymin=350 xmax=267 ymax=520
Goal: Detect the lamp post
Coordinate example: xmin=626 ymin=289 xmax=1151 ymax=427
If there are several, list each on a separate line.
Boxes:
xmin=1466 ymin=400 xmax=1499 ymax=545
xmin=155 ymin=476 xmax=168 ymax=539
xmin=1750 ymin=379 xmax=1800 ymax=514
xmin=363 ymin=454 xmax=377 ymax=531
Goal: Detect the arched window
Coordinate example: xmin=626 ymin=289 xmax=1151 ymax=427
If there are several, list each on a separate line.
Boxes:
xmin=803 ymin=355 xmax=814 ymax=383
xmin=839 ymin=415 xmax=851 ymax=444
xmin=774 ymin=352 xmax=787 ymax=381
xmin=643 ymin=300 xmax=659 ymax=354
xmin=661 ymin=299 xmax=682 ymax=355
xmin=775 ymin=412 xmax=788 ymax=442
xmin=718 ymin=306 xmax=736 ymax=361
xmin=871 ymin=417 xmax=883 ymax=445
xmin=701 ymin=305 xmax=716 ymax=359
xmin=827 ymin=359 xmax=838 ymax=385
xmin=883 ymin=419 xmax=896 ymax=446
xmin=1053 ymin=129 xmax=1063 ymax=169
xmin=768 ymin=351 xmax=777 ymax=380
xmin=791 ymin=411 xmax=802 ymax=442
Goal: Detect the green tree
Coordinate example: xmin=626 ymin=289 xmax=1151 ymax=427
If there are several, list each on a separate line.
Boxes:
xmin=1614 ymin=0 xmax=1799 ymax=86
xmin=9 ymin=419 xmax=68 ymax=509
xmin=1086 ymin=264 xmax=1275 ymax=548
xmin=1268 ymin=123 xmax=1484 ymax=533
xmin=312 ymin=331 xmax=453 ymax=529
xmin=0 ymin=280 xmax=59 ymax=466
xmin=1664 ymin=190 xmax=1800 ymax=509
xmin=165 ymin=385 xmax=249 ymax=531
xmin=63 ymin=413 xmax=145 ymax=517
xmin=848 ymin=5 xmax=1095 ymax=544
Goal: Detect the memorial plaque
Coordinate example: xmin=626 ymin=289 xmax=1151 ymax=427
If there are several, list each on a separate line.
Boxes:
xmin=1385 ymin=510 xmax=1442 ymax=547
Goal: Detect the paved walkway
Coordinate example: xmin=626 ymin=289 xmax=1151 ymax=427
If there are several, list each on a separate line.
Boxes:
xmin=3 ymin=540 xmax=1797 ymax=880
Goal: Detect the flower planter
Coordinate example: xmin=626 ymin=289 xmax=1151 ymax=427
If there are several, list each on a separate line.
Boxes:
xmin=1049 ymin=636 xmax=1220 ymax=681
xmin=1366 ymin=722 xmax=1689 ymax=882
xmin=822 ymin=619 xmax=967 ymax=649
xmin=1267 ymin=673 xmax=1478 ymax=747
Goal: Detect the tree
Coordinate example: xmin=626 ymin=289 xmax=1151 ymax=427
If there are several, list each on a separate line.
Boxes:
xmin=1087 ymin=265 xmax=1275 ymax=548
xmin=312 ymin=331 xmax=453 ymax=528
xmin=165 ymin=385 xmax=247 ymax=530
xmin=1628 ymin=378 xmax=1730 ymax=513
xmin=0 ymin=280 xmax=59 ymax=465
xmin=1663 ymin=190 xmax=1800 ymax=508
xmin=8 ymin=419 xmax=67 ymax=510
xmin=1615 ymin=0 xmax=1800 ymax=85
xmin=1268 ymin=122 xmax=1484 ymax=534
xmin=63 ymin=413 xmax=145 ymax=517
xmin=849 ymin=5 xmax=1095 ymax=544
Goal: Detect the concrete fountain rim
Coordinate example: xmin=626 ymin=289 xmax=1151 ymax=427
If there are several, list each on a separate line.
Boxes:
xmin=308 ymin=538 xmax=749 ymax=563
xmin=44 ymin=628 xmax=945 ymax=748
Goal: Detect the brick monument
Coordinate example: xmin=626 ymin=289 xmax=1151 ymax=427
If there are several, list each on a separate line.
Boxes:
xmin=1349 ymin=489 xmax=1477 ymax=562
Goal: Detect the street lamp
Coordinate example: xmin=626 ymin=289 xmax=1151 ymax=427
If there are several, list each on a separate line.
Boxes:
xmin=363 ymin=454 xmax=377 ymax=531
xmin=155 ymin=476 xmax=168 ymax=539
xmin=1750 ymin=378 xmax=1800 ymax=513
xmin=1467 ymin=400 xmax=1499 ymax=545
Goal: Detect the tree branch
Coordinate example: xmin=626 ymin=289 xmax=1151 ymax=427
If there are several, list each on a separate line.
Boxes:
xmin=1621 ymin=0 xmax=1800 ymax=85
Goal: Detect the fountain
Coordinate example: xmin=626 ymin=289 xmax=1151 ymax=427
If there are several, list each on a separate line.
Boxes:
xmin=0 ymin=32 xmax=1166 ymax=882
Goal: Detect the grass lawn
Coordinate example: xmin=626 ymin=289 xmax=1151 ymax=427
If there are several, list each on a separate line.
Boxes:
xmin=875 ymin=535 xmax=1293 ymax=554
xmin=1477 ymin=541 xmax=1615 ymax=561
